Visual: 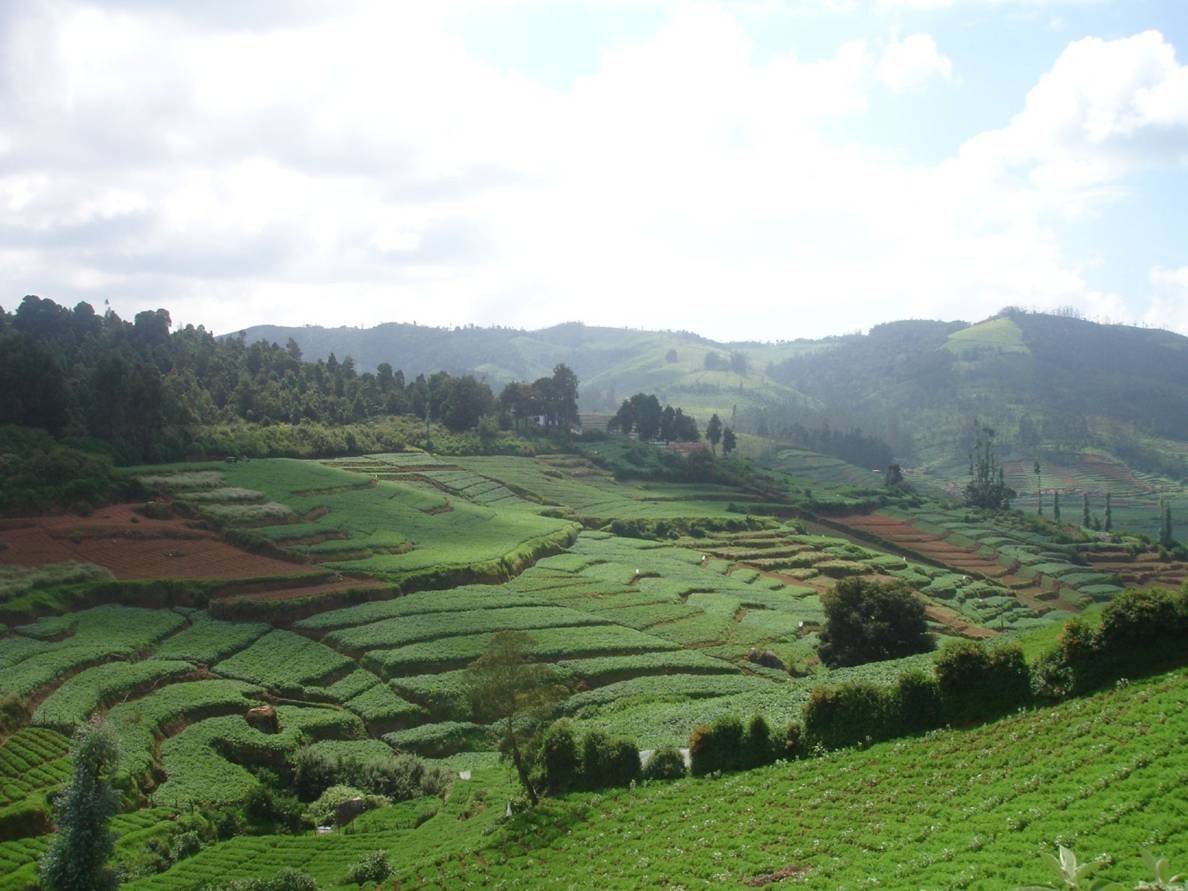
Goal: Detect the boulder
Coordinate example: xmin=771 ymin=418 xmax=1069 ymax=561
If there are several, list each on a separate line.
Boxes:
xmin=245 ymin=705 xmax=279 ymax=733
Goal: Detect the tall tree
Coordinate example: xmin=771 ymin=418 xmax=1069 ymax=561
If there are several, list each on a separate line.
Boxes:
xmin=963 ymin=424 xmax=1015 ymax=510
xmin=706 ymin=414 xmax=723 ymax=454
xmin=465 ymin=632 xmax=566 ymax=806
xmin=1082 ymin=493 xmax=1091 ymax=528
xmin=722 ymin=426 xmax=737 ymax=455
xmin=1053 ymin=491 xmax=1061 ymax=522
xmin=1104 ymin=492 xmax=1112 ymax=532
xmin=1034 ymin=461 xmax=1043 ymax=516
xmin=39 ymin=718 xmax=120 ymax=891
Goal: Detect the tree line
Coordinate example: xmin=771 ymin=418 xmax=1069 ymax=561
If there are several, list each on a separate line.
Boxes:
xmin=0 ymin=296 xmax=577 ymax=463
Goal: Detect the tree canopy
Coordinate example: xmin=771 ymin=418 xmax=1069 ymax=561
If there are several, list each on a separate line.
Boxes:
xmin=818 ymin=577 xmax=933 ymax=668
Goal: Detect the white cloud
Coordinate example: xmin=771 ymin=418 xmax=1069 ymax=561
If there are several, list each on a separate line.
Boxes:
xmin=961 ymin=30 xmax=1188 ymax=191
xmin=877 ymin=33 xmax=953 ymax=92
xmin=0 ymin=4 xmax=1184 ymax=339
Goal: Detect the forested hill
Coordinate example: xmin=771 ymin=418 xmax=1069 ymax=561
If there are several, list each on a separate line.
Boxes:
xmin=231 ymin=321 xmax=821 ymax=417
xmin=765 ymin=312 xmax=1188 ymax=467
xmin=237 ymin=312 xmax=1188 ymax=464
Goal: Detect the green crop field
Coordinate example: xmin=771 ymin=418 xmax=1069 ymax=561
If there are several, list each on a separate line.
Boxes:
xmin=1 ymin=444 xmax=1182 ymax=891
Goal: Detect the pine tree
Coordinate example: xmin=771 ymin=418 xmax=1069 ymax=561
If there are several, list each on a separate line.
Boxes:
xmin=1034 ymin=461 xmax=1042 ymax=515
xmin=39 ymin=718 xmax=120 ymax=890
xmin=706 ymin=414 xmax=723 ymax=455
xmin=1104 ymin=492 xmax=1112 ymax=532
xmin=1053 ymin=491 xmax=1061 ymax=522
xmin=722 ymin=427 xmax=737 ymax=455
xmin=1082 ymin=493 xmax=1091 ymax=528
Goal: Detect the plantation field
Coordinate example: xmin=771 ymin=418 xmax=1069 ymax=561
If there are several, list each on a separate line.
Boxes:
xmin=765 ymin=446 xmax=883 ymax=487
xmin=136 ymin=459 xmax=580 ymax=587
xmin=444 ymin=454 xmax=763 ymax=524
xmin=425 ymin=669 xmax=1188 ymax=889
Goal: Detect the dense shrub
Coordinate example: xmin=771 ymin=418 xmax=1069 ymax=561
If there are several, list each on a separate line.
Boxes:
xmin=541 ymin=720 xmax=581 ymax=794
xmin=817 ymin=577 xmax=933 ymax=668
xmin=243 ymin=772 xmax=305 ymax=833
xmin=213 ymin=868 xmax=317 ymax=891
xmin=689 ymin=715 xmax=744 ymax=776
xmin=889 ymin=670 xmax=943 ymax=736
xmin=580 ymin=731 xmax=640 ymax=789
xmin=289 ymin=746 xmax=450 ymax=803
xmin=935 ymin=641 xmax=1030 ymax=725
xmin=781 ymin=722 xmax=807 ymax=760
xmin=642 ymin=747 xmax=687 ymax=781
xmin=344 ymin=850 xmax=391 ymax=885
xmin=1034 ymin=587 xmax=1188 ymax=698
xmin=303 ymin=785 xmax=387 ymax=828
xmin=741 ymin=715 xmax=777 ymax=769
xmin=802 ymin=681 xmax=893 ymax=750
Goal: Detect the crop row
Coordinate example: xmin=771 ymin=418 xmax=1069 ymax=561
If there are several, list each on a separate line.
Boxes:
xmin=153 ymin=613 xmax=270 ymax=663
xmin=214 ymin=629 xmax=354 ymax=690
xmin=323 ymin=605 xmax=611 ymax=652
xmin=364 ymin=624 xmax=679 ymax=678
xmin=32 ymin=659 xmax=195 ymax=733
xmin=0 ymin=728 xmax=70 ymax=807
xmin=294 ymin=584 xmax=540 ymax=631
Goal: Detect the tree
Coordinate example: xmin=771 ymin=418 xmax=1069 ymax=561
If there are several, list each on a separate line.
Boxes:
xmin=1082 ymin=493 xmax=1091 ymax=528
xmin=672 ymin=409 xmax=699 ymax=442
xmin=1034 ymin=461 xmax=1042 ymax=516
xmin=721 ymin=426 xmax=737 ymax=455
xmin=817 ymin=577 xmax=933 ymax=668
xmin=659 ymin=405 xmax=676 ymax=442
xmin=1104 ymin=492 xmax=1112 ymax=532
xmin=39 ymin=717 xmax=120 ymax=890
xmin=1053 ymin=491 xmax=1062 ymax=522
xmin=608 ymin=398 xmax=634 ymax=435
xmin=963 ymin=424 xmax=1015 ymax=510
xmin=885 ymin=463 xmax=904 ymax=487
xmin=465 ymin=632 xmax=566 ymax=805
xmin=706 ymin=414 xmax=723 ymax=454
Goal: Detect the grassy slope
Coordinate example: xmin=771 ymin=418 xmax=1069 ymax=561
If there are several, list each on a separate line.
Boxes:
xmin=127 ymin=668 xmax=1188 ymax=890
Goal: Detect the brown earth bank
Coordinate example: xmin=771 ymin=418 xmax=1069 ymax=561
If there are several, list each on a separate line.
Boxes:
xmin=831 ymin=512 xmax=1058 ymax=600
xmin=0 ymin=504 xmax=311 ymax=580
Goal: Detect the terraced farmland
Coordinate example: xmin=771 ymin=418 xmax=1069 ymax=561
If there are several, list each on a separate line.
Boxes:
xmin=0 ymin=448 xmax=1180 ymax=890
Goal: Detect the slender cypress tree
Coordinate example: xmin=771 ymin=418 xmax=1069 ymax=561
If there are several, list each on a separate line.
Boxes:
xmin=1082 ymin=493 xmax=1091 ymax=528
xmin=1104 ymin=492 xmax=1112 ymax=532
xmin=1034 ymin=462 xmax=1042 ymax=515
xmin=39 ymin=718 xmax=120 ymax=891
xmin=1053 ymin=491 xmax=1061 ymax=522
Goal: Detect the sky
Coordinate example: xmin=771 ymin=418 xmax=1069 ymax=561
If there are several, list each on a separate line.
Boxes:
xmin=1 ymin=0 xmax=1186 ymax=341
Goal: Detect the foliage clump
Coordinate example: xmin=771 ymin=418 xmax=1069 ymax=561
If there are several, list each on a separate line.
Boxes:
xmin=817 ymin=576 xmax=933 ymax=667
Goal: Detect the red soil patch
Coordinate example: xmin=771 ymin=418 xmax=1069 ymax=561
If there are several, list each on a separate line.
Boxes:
xmin=834 ymin=513 xmax=1062 ymax=601
xmin=0 ymin=504 xmax=310 ymax=581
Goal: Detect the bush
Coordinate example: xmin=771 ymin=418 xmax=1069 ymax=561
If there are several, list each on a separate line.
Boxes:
xmin=889 ymin=670 xmax=943 ymax=736
xmin=817 ymin=577 xmax=933 ymax=668
xmin=642 ymin=747 xmax=686 ymax=781
xmin=243 ymin=773 xmax=305 ymax=833
xmin=303 ymin=785 xmax=387 ymax=828
xmin=344 ymin=850 xmax=391 ymax=885
xmin=290 ymin=746 xmax=450 ymax=803
xmin=213 ymin=868 xmax=317 ymax=891
xmin=541 ymin=720 xmax=581 ymax=794
xmin=935 ymin=641 xmax=1030 ymax=725
xmin=580 ymin=731 xmax=639 ymax=789
xmin=802 ymin=681 xmax=893 ymax=751
xmin=689 ymin=715 xmax=744 ymax=776
xmin=740 ymin=715 xmax=776 ymax=769
xmin=781 ymin=722 xmax=806 ymax=760
xmin=1034 ymin=587 xmax=1188 ymax=698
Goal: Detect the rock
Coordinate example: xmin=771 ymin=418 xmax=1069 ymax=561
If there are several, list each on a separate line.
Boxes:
xmin=245 ymin=705 xmax=279 ymax=733
xmin=335 ymin=797 xmax=369 ymax=827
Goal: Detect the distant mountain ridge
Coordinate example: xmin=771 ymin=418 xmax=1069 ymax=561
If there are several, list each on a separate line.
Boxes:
xmin=232 ymin=313 xmax=1188 ymax=453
